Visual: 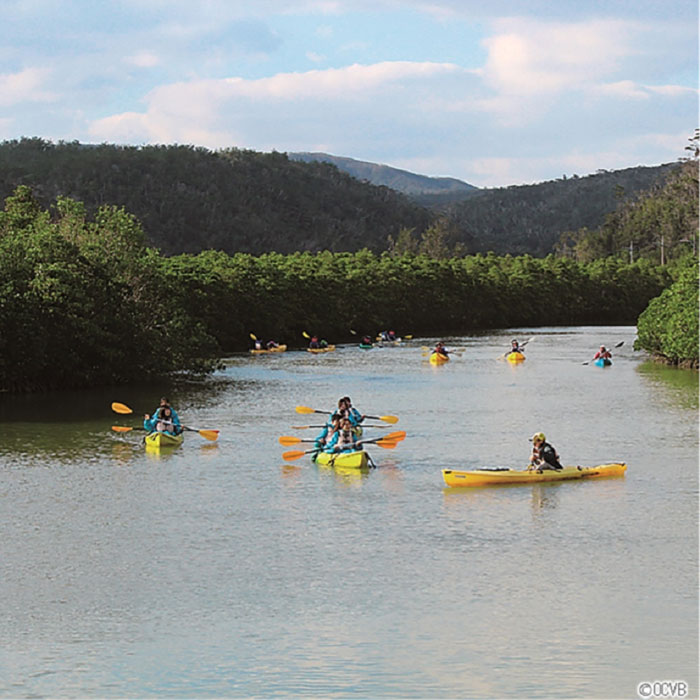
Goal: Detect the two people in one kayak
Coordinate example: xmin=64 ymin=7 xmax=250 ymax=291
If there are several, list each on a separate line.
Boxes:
xmin=309 ymin=335 xmax=329 ymax=349
xmin=528 ymin=432 xmax=563 ymax=472
xmin=144 ymin=397 xmax=182 ymax=435
xmin=379 ymin=330 xmax=398 ymax=342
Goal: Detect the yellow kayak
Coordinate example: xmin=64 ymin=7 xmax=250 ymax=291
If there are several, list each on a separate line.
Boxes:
xmin=429 ymin=352 xmax=450 ymax=365
xmin=314 ymin=450 xmax=369 ymax=468
xmin=506 ymin=351 xmax=525 ymax=363
xmin=249 ymin=344 xmax=287 ymax=354
xmin=442 ymin=463 xmax=627 ymax=487
xmin=144 ymin=431 xmax=184 ymax=449
xmin=307 ymin=345 xmax=336 ymax=353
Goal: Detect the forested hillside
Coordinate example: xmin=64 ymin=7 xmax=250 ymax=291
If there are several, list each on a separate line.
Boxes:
xmin=0 ymin=138 xmax=432 ymax=255
xmin=0 ymin=138 xmax=680 ymax=259
xmin=442 ymin=164 xmax=679 ymax=257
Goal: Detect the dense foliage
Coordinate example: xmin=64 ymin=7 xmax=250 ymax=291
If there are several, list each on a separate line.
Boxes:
xmin=442 ymin=164 xmax=679 ymax=257
xmin=557 ymin=160 xmax=698 ymax=264
xmin=160 ymin=249 xmax=669 ymax=356
xmin=0 ymin=186 xmax=218 ymax=391
xmin=635 ymin=256 xmax=699 ymax=367
xmin=0 ymin=138 xmax=431 ymax=256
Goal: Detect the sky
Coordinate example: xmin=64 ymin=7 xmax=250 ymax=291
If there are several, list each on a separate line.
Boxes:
xmin=1 ymin=0 xmax=697 ymax=187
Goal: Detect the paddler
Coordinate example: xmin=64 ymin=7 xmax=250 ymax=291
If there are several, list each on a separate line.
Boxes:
xmin=528 ymin=432 xmax=563 ymax=471
xmin=593 ymin=345 xmax=612 ymax=361
xmin=434 ymin=341 xmax=449 ymax=358
xmin=144 ymin=397 xmax=181 ymax=430
xmin=508 ymin=339 xmax=523 ymax=354
xmin=314 ymin=413 xmax=341 ymax=449
xmin=324 ymin=417 xmax=359 ymax=453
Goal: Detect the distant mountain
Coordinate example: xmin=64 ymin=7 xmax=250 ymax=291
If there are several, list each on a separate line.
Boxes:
xmin=289 ymin=151 xmax=478 ymax=198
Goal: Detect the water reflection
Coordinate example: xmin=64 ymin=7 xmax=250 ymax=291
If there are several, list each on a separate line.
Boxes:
xmin=636 ymin=361 xmax=699 ymax=410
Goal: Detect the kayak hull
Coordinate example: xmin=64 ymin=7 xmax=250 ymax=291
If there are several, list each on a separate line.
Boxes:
xmin=442 ymin=462 xmax=627 ymax=487
xmin=506 ymin=351 xmax=526 ymax=363
xmin=314 ymin=450 xmax=369 ymax=469
xmin=594 ymin=357 xmax=612 ymax=367
xmin=359 ymin=344 xmax=374 ymax=350
xmin=250 ymin=344 xmax=287 ymax=354
xmin=429 ymin=352 xmax=449 ymax=365
xmin=145 ymin=431 xmax=184 ymax=449
xmin=307 ymin=345 xmax=336 ymax=353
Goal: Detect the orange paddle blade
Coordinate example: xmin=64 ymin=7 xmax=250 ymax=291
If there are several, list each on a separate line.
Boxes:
xmin=383 ymin=430 xmax=406 ymax=441
xmin=198 ymin=429 xmax=219 ymax=441
xmin=375 ymin=440 xmax=398 ymax=449
xmin=282 ymin=449 xmax=307 ymax=462
xmin=279 ymin=436 xmax=302 ymax=446
xmin=111 ymin=425 xmax=134 ymax=433
xmin=111 ymin=402 xmax=133 ymax=415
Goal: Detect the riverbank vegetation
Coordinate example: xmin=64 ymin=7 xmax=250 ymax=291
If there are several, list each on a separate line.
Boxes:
xmin=0 ymin=184 xmax=677 ymax=392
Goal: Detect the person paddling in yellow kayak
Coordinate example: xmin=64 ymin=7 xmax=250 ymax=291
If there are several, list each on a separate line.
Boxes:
xmin=314 ymin=413 xmax=341 ymax=449
xmin=324 ymin=417 xmax=359 ymax=453
xmin=509 ymin=339 xmax=523 ymax=354
xmin=144 ymin=397 xmax=182 ymax=435
xmin=433 ymin=341 xmax=450 ymax=358
xmin=528 ymin=432 xmax=563 ymax=472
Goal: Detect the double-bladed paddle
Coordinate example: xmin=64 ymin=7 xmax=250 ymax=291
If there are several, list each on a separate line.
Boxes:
xmin=111 ymin=402 xmax=219 ymax=441
xmin=279 ymin=430 xmax=406 ymax=446
xmin=281 ymin=434 xmax=404 ymax=462
xmin=295 ymin=405 xmax=399 ymax=424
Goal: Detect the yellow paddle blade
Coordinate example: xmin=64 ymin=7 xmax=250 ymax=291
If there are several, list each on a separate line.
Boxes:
xmin=282 ymin=449 xmax=307 ymax=462
xmin=279 ymin=436 xmax=302 ymax=446
xmin=249 ymin=332 xmax=258 ymax=340
xmin=379 ymin=415 xmax=399 ymax=424
xmin=111 ymin=402 xmax=133 ymax=414
xmin=291 ymin=425 xmax=312 ymax=430
xmin=302 ymin=331 xmax=310 ymax=338
xmin=111 ymin=425 xmax=134 ymax=432
xmin=198 ymin=429 xmax=219 ymax=441
xmin=295 ymin=405 xmax=315 ymax=415
xmin=404 ymin=335 xmax=413 ymax=339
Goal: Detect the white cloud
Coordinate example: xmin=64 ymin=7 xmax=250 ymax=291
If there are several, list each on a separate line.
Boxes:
xmin=0 ymin=67 xmax=55 ymax=107
xmin=125 ymin=50 xmax=161 ymax=68
xmin=306 ymin=51 xmax=326 ymax=63
xmin=593 ymin=80 xmax=698 ymax=100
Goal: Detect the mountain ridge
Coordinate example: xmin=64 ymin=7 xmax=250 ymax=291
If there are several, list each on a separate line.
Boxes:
xmin=289 ymin=151 xmax=478 ymax=196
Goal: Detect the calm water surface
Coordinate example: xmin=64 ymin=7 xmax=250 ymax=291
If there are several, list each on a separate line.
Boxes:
xmin=1 ymin=326 xmax=697 ymax=699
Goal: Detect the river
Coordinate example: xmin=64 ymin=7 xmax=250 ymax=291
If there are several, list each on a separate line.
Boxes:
xmin=1 ymin=326 xmax=697 ymax=699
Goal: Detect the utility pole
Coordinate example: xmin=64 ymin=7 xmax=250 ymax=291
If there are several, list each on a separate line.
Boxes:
xmin=629 ymin=240 xmax=634 ymax=264
xmin=660 ymin=234 xmax=665 ymax=265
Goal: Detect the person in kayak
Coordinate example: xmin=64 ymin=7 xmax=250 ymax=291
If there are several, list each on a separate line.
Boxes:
xmin=337 ymin=396 xmax=365 ymax=430
xmin=254 ymin=338 xmax=263 ymax=350
xmin=508 ymin=339 xmax=523 ymax=354
xmin=309 ymin=335 xmax=320 ymax=349
xmin=144 ymin=397 xmax=181 ymax=431
xmin=361 ymin=335 xmax=373 ymax=346
xmin=528 ymin=432 xmax=563 ymax=471
xmin=388 ymin=330 xmax=397 ymax=341
xmin=433 ymin=341 xmax=449 ymax=357
xmin=314 ymin=413 xmax=341 ymax=449
xmin=266 ymin=339 xmax=279 ymax=349
xmin=319 ymin=338 xmax=329 ymax=348
xmin=593 ymin=345 xmax=612 ymax=360
xmin=144 ymin=405 xmax=182 ymax=435
xmin=324 ymin=417 xmax=359 ymax=453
